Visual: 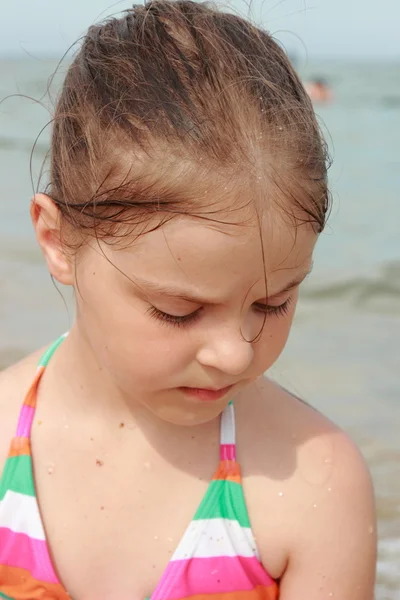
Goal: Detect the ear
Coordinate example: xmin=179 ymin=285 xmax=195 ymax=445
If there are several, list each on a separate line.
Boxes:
xmin=31 ymin=193 xmax=74 ymax=286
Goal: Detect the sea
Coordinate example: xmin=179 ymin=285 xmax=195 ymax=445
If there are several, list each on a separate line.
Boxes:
xmin=0 ymin=56 xmax=399 ymax=598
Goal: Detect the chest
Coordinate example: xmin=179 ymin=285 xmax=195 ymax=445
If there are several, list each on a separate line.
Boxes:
xmin=31 ymin=424 xmax=217 ymax=600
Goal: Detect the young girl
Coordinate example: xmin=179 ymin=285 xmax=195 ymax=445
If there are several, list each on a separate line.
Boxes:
xmin=0 ymin=2 xmax=377 ymax=599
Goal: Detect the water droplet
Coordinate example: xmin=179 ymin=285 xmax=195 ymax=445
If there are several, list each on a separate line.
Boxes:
xmin=278 ymin=492 xmax=284 ymax=497
xmin=64 ymin=425 xmax=69 ymax=429
xmin=313 ymin=504 xmax=317 ymax=508
xmin=167 ymin=537 xmax=173 ymax=542
xmin=327 ymin=487 xmax=332 ymax=492
xmin=154 ymin=535 xmax=158 ymax=540
xmin=324 ymin=457 xmax=333 ymax=464
xmin=328 ymin=593 xmax=334 ymax=597
xmin=368 ymin=525 xmax=374 ymax=534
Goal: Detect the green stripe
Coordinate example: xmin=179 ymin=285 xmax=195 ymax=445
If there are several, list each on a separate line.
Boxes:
xmin=0 ymin=455 xmax=35 ymax=501
xmin=193 ymin=479 xmax=250 ymax=528
xmin=38 ymin=334 xmax=67 ymax=367
xmin=0 ymin=591 xmax=14 ymax=599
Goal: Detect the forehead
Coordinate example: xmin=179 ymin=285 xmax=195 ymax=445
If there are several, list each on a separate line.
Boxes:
xmin=107 ymin=209 xmax=317 ymax=293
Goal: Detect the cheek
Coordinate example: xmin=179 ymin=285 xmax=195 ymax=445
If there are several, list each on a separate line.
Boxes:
xmin=255 ymin=304 xmax=297 ymax=371
xmin=74 ymin=275 xmax=196 ymax=389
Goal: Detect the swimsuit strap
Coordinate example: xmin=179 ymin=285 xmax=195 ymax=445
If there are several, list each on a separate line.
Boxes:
xmin=220 ymin=400 xmax=236 ymax=461
xmin=14 ymin=334 xmax=68 ymax=439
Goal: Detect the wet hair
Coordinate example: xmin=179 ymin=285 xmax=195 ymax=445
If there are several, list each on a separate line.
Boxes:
xmin=46 ymin=0 xmax=331 ymax=245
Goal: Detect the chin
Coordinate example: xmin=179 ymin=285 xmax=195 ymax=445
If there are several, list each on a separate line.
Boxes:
xmin=146 ymin=400 xmax=228 ymax=427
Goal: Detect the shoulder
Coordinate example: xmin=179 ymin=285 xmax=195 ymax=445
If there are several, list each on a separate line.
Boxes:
xmin=0 ymin=350 xmax=43 ymax=475
xmin=236 ymin=376 xmax=354 ymax=483
xmin=236 ymin=377 xmax=376 ymax=598
xmin=237 ymin=376 xmax=374 ymax=489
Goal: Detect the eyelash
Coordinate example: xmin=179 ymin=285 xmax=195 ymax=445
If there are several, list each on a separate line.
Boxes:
xmin=146 ymin=297 xmax=293 ymax=328
xmin=146 ymin=306 xmax=202 ymax=328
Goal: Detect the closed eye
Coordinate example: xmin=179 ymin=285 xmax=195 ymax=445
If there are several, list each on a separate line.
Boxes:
xmin=146 ymin=306 xmax=201 ymax=328
xmin=253 ymin=296 xmax=293 ymax=317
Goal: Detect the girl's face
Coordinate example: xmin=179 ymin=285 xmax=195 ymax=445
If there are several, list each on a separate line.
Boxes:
xmin=70 ymin=209 xmax=317 ymax=425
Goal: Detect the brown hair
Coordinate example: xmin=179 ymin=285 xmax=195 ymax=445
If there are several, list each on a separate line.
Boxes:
xmin=47 ymin=0 xmax=331 ymax=244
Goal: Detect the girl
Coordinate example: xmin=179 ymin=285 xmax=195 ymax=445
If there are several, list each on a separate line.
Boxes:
xmin=0 ymin=2 xmax=376 ymax=599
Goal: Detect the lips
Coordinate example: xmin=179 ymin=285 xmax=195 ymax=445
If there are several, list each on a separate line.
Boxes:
xmin=178 ymin=385 xmax=234 ymax=402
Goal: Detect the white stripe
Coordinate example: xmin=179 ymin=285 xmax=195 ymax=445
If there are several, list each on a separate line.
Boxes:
xmin=220 ymin=402 xmax=236 ymax=445
xmin=172 ymin=518 xmax=259 ymax=560
xmin=0 ymin=490 xmax=46 ymax=540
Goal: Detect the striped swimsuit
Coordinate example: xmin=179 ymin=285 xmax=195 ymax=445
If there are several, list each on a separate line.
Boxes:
xmin=0 ymin=336 xmax=279 ymax=600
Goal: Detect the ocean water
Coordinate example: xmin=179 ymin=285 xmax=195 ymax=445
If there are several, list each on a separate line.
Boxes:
xmin=0 ymin=56 xmax=399 ymax=597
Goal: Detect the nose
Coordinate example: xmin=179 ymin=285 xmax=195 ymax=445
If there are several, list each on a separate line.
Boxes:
xmin=196 ymin=326 xmax=254 ymax=376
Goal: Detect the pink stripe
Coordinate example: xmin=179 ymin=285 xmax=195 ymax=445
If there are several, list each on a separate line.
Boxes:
xmin=152 ymin=555 xmax=274 ymax=600
xmin=0 ymin=527 xmax=59 ymax=584
xmin=220 ymin=443 xmax=236 ymax=461
xmin=16 ymin=405 xmax=35 ymax=438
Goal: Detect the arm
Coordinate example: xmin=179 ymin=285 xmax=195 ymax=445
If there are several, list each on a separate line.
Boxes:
xmin=279 ymin=432 xmax=377 ymax=600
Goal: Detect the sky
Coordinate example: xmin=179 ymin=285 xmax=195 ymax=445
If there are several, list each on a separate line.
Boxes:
xmin=0 ymin=0 xmax=399 ymax=59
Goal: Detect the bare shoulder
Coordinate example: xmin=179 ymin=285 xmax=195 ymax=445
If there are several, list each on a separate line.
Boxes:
xmin=236 ymin=377 xmax=377 ymax=598
xmin=0 ymin=350 xmax=43 ymax=476
xmin=236 ymin=375 xmax=370 ymax=483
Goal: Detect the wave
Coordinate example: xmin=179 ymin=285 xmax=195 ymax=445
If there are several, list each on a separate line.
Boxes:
xmin=301 ymin=262 xmax=400 ymax=309
xmin=0 ymin=136 xmax=49 ymax=156
xmin=380 ymin=95 xmax=400 ymax=109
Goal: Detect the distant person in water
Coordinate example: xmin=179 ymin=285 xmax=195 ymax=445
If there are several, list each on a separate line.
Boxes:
xmin=305 ymin=77 xmax=334 ymax=103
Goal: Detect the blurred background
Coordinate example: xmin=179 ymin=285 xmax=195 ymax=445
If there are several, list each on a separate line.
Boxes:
xmin=0 ymin=1 xmax=399 ymax=598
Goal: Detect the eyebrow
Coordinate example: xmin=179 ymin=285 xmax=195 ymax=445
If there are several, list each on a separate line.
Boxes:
xmin=132 ymin=266 xmax=313 ymax=305
xmin=268 ymin=266 xmax=313 ymax=298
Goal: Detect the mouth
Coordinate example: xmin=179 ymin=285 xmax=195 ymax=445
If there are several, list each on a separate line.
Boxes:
xmin=178 ymin=384 xmax=234 ymax=402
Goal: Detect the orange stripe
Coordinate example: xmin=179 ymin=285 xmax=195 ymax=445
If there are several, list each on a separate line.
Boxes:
xmin=213 ymin=460 xmax=242 ymax=484
xmin=0 ymin=564 xmax=70 ymax=600
xmin=8 ymin=437 xmax=31 ymax=458
xmin=0 ymin=566 xmax=279 ymax=600
xmin=23 ymin=368 xmax=44 ymax=409
xmin=178 ymin=583 xmax=279 ymax=600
